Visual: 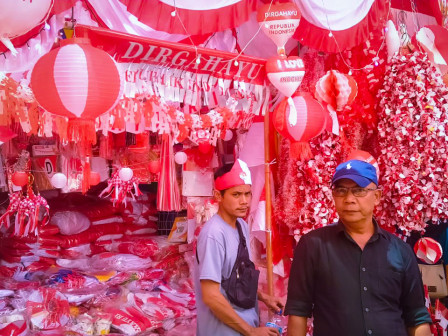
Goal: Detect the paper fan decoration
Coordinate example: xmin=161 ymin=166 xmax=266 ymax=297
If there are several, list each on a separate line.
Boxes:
xmin=414 ymin=237 xmax=443 ymax=264
xmin=26 ymin=288 xmax=70 ymax=330
xmin=315 ymin=70 xmax=358 ymax=111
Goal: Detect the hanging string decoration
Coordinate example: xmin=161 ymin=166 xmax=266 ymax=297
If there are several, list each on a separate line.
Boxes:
xmin=376 ymin=51 xmax=448 ymax=234
xmin=0 ymin=186 xmax=49 ymax=237
xmin=99 ymin=170 xmax=142 ymax=207
xmin=275 ymin=131 xmax=343 ymax=238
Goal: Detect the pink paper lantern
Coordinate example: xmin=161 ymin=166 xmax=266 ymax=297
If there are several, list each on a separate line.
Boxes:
xmin=31 ymin=38 xmax=123 ymax=121
xmin=315 ymin=70 xmax=358 ymax=111
xmin=0 ymin=0 xmax=53 ymax=55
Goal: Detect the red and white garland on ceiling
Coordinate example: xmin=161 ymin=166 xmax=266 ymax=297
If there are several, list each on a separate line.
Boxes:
xmin=376 ymin=51 xmax=448 ymax=234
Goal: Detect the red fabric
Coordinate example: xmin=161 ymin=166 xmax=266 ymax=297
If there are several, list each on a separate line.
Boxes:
xmin=118 ymin=0 xmax=257 ymax=35
xmin=293 ymin=0 xmax=389 ymax=52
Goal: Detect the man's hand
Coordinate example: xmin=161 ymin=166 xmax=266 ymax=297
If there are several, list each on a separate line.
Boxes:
xmin=246 ymin=326 xmax=280 ymax=336
xmin=258 ymin=291 xmax=284 ymax=314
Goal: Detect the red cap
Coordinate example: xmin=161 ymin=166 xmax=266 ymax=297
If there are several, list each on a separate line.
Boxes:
xmin=215 ymin=159 xmax=252 ymax=191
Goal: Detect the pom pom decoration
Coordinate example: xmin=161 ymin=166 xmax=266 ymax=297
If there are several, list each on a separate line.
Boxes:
xmin=257 ymin=2 xmax=301 ymax=56
xmin=315 ymin=70 xmax=358 ymax=111
xmin=273 ymin=93 xmax=327 ymax=159
xmin=174 ymin=152 xmax=188 ymax=165
xmin=223 ymin=129 xmax=234 ymax=141
xmin=50 ymin=173 xmax=67 ymax=189
xmin=414 ymin=237 xmax=443 ymax=264
xmin=11 ymin=171 xmax=29 ymax=187
xmin=99 ymin=170 xmax=142 ymax=207
xmin=0 ymin=0 xmax=53 ymax=55
xmin=118 ymin=167 xmax=133 ymax=182
xmin=376 ymin=52 xmax=448 ymax=234
xmin=26 ymin=288 xmax=70 ymax=330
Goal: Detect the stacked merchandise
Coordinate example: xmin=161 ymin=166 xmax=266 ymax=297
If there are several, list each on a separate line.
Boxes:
xmin=0 ymin=193 xmax=196 ymax=335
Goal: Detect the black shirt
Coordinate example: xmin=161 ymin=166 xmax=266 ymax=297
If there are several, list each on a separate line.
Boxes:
xmin=285 ymin=220 xmax=432 ymax=336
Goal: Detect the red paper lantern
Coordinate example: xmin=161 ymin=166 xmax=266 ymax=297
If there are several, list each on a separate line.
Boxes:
xmin=148 ymin=160 xmax=161 ymax=174
xmin=273 ymin=93 xmax=326 ymax=158
xmin=30 ymin=38 xmax=123 ymax=145
xmin=11 ymin=172 xmax=28 ymax=187
xmin=89 ymin=172 xmax=101 ymax=186
xmin=315 ymin=70 xmax=358 ymax=111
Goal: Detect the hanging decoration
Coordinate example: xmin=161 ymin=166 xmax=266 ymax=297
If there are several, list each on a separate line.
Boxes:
xmin=275 ymin=131 xmax=343 ymax=238
xmin=50 ymin=173 xmax=67 ymax=189
xmin=99 ymin=170 xmax=142 ymax=207
xmin=414 ymin=237 xmax=443 ymax=264
xmin=30 ymin=38 xmax=123 ymax=151
xmin=174 ymin=152 xmax=188 ymax=165
xmin=315 ymin=70 xmax=358 ymax=112
xmin=266 ymin=56 xmax=306 ymax=98
xmin=292 ymin=0 xmax=389 ymax=52
xmin=157 ymin=134 xmax=181 ymax=212
xmin=89 ymin=171 xmax=101 ymax=186
xmin=385 ymin=20 xmax=400 ymax=62
xmin=26 ymin=288 xmax=70 ymax=330
xmin=11 ymin=172 xmax=29 ymax=187
xmin=0 ymin=186 xmax=50 ymax=237
xmin=0 ymin=0 xmax=53 ymax=55
xmin=257 ymin=2 xmax=301 ymax=56
xmin=376 ymin=52 xmax=448 ymax=234
xmin=273 ymin=93 xmax=327 ymax=159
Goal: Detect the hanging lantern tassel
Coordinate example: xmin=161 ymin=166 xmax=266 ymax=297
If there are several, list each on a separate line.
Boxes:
xmin=82 ymin=160 xmax=91 ymax=194
xmin=68 ymin=120 xmax=97 ymax=156
xmin=289 ymin=141 xmax=312 ymax=161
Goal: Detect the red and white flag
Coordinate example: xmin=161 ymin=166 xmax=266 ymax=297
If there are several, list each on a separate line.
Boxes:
xmin=435 ymin=299 xmax=448 ymax=332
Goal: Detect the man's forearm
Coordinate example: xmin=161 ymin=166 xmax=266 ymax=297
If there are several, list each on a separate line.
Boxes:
xmin=407 ymin=323 xmax=432 ymax=336
xmin=204 ymin=290 xmax=253 ymax=335
xmin=287 ymin=315 xmax=307 ymax=336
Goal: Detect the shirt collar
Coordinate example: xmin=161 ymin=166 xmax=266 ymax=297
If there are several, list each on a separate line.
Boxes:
xmin=336 ymin=217 xmax=387 ymax=239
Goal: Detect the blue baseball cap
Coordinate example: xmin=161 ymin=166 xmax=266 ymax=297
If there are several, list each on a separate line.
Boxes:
xmin=332 ymin=160 xmax=378 ymax=187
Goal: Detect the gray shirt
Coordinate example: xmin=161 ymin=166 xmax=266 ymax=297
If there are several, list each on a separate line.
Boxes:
xmin=195 ymin=214 xmax=259 ymax=336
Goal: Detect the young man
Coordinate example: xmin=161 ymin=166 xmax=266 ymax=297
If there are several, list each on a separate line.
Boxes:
xmin=285 ymin=159 xmax=432 ymax=336
xmin=195 ymin=159 xmax=283 ymax=336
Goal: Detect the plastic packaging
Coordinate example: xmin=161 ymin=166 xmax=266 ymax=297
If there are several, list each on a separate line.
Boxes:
xmin=26 ymin=288 xmax=70 ymax=330
xmin=50 ymin=211 xmax=91 ymax=235
xmin=266 ymin=311 xmax=287 ymax=334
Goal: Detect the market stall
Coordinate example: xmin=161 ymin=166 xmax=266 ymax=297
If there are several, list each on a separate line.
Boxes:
xmin=1 ymin=0 xmax=448 ymax=335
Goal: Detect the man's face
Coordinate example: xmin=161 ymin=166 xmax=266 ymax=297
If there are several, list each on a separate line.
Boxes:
xmin=215 ymin=184 xmax=252 ymax=219
xmin=333 ymin=179 xmax=381 ymax=225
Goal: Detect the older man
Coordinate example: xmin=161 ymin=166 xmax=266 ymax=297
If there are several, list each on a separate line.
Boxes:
xmin=285 ymin=159 xmax=432 ymax=336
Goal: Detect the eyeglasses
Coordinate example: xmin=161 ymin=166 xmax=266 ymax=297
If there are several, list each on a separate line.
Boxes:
xmin=331 ymin=187 xmax=378 ymax=197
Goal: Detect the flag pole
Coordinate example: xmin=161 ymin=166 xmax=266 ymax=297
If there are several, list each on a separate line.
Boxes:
xmin=264 ymin=98 xmax=274 ymax=299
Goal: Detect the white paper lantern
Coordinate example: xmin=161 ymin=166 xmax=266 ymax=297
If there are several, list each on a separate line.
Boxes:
xmin=50 ymin=173 xmax=67 ymax=189
xmin=174 ymin=152 xmax=188 ymax=165
xmin=119 ymin=167 xmax=133 ymax=181
xmin=224 ymin=130 xmax=233 ymax=141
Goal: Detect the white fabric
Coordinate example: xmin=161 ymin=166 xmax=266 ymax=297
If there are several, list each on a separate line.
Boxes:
xmin=159 ymin=0 xmax=241 ymax=10
xmin=238 ymin=122 xmax=264 ymax=167
xmin=293 ymin=0 xmax=374 ymax=31
xmin=0 ymin=2 xmax=97 ymax=74
xmin=87 ymin=0 xmax=187 ymax=42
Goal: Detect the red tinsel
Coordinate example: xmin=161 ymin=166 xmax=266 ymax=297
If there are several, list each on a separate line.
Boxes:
xmin=275 ymin=131 xmax=343 ymax=238
xmin=376 ymin=51 xmax=448 ymax=234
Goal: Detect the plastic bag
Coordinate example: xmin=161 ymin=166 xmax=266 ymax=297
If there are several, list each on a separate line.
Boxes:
xmin=104 ymin=239 xmax=158 ymax=258
xmin=50 ymin=211 xmax=91 ymax=235
xmin=107 ymin=305 xmax=155 ymax=335
xmin=90 ymin=253 xmax=153 ymax=272
xmin=26 ymin=288 xmax=70 ymax=330
xmin=0 ymin=313 xmax=27 ymax=336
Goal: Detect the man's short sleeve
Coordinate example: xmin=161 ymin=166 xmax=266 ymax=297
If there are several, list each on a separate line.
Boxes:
xmin=197 ymin=235 xmax=226 ymax=283
xmin=285 ymin=234 xmax=315 ymax=318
